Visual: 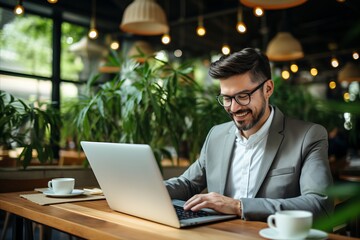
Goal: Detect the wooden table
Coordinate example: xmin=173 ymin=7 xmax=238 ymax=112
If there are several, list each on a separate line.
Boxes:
xmin=0 ymin=191 xmax=358 ymax=240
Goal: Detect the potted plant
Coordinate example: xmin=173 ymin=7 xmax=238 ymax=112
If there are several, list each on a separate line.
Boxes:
xmin=0 ymin=90 xmax=61 ymax=169
xmin=62 ymin=50 xmax=228 ymax=169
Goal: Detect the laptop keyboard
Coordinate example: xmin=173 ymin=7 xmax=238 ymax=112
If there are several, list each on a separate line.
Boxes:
xmin=174 ymin=205 xmax=220 ymax=220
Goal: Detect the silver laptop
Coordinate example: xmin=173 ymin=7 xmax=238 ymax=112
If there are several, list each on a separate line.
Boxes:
xmin=81 ymin=141 xmax=237 ymax=228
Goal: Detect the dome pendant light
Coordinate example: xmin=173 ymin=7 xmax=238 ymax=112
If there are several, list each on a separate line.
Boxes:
xmin=120 ymin=0 xmax=169 ymax=36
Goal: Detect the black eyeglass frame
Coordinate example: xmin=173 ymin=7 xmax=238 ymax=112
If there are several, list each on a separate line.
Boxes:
xmin=216 ymin=79 xmax=270 ymax=107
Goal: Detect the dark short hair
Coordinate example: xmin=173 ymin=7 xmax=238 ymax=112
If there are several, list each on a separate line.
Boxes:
xmin=208 ymin=48 xmax=271 ymax=83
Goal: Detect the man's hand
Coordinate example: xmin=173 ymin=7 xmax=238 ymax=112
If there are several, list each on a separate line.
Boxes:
xmin=183 ymin=192 xmax=242 ymax=216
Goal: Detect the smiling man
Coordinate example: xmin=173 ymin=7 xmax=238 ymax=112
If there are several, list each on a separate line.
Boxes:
xmin=165 ymin=48 xmax=333 ymax=221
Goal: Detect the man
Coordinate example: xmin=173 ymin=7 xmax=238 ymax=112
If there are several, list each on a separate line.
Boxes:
xmin=165 ymin=48 xmax=333 ymax=221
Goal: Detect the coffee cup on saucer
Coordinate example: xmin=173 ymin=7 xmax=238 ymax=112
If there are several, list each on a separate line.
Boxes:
xmin=48 ymin=178 xmax=75 ymax=195
xmin=267 ymin=210 xmax=313 ymax=239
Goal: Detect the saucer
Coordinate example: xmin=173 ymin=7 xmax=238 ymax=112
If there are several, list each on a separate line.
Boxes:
xmin=43 ymin=189 xmax=85 ymax=197
xmin=259 ymin=228 xmax=328 ymax=240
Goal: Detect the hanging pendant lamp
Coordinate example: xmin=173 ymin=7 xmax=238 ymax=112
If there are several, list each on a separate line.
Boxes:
xmin=266 ymin=32 xmax=304 ymax=61
xmin=338 ymin=62 xmax=360 ymax=83
xmin=120 ymin=0 xmax=169 ymax=36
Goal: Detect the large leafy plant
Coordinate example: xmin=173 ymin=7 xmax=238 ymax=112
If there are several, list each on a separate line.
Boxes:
xmin=67 ymin=51 xmax=228 ymax=166
xmin=0 ymin=90 xmax=60 ymax=168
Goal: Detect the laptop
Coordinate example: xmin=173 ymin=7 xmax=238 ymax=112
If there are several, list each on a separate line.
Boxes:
xmin=80 ymin=141 xmax=237 ymax=228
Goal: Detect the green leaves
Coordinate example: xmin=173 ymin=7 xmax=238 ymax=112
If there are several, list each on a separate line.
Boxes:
xmin=0 ymin=90 xmax=60 ymax=169
xmin=313 ymin=183 xmax=360 ymax=232
xmin=67 ymin=54 xmax=228 ymax=167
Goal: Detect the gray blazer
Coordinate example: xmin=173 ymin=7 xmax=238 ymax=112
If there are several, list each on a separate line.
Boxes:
xmin=165 ymin=106 xmax=333 ymax=221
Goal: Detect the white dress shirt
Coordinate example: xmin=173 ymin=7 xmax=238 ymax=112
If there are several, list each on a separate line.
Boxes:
xmin=225 ymin=107 xmax=274 ymax=199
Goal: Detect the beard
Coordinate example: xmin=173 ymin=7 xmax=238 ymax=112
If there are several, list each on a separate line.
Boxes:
xmin=229 ymin=95 xmax=267 ymax=131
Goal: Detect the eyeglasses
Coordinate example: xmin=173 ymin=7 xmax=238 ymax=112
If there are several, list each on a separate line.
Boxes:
xmin=216 ymin=79 xmax=269 ymax=107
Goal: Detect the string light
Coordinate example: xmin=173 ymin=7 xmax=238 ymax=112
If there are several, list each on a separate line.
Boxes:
xmin=236 ymin=7 xmax=246 ymax=34
xmin=88 ymin=0 xmax=98 ymax=39
xmin=310 ymin=67 xmax=318 ymax=76
xmin=329 ymin=81 xmax=336 ymax=89
xmin=174 ymin=49 xmax=182 ymax=58
xmin=196 ymin=16 xmax=206 ymax=36
xmin=88 ymin=28 xmax=98 ymax=39
xmin=110 ymin=41 xmax=120 ymax=50
xmin=222 ymin=44 xmax=230 ymax=55
xmin=281 ymin=70 xmax=290 ymax=80
xmin=161 ymin=33 xmax=171 ymax=44
xmin=290 ymin=63 xmax=298 ymax=73
xmin=331 ymin=57 xmax=339 ymax=68
xmin=253 ymin=7 xmax=264 ymax=17
xmin=14 ymin=0 xmax=24 ymax=15
xmin=353 ymin=51 xmax=359 ymax=60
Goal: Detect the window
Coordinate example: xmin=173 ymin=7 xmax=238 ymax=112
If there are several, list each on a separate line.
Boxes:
xmin=0 ymin=74 xmax=51 ymax=103
xmin=61 ymin=22 xmax=87 ymax=81
xmin=0 ymin=7 xmax=52 ymax=77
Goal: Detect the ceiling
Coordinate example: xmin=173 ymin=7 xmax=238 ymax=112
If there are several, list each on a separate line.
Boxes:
xmin=7 ymin=0 xmax=360 ymax=69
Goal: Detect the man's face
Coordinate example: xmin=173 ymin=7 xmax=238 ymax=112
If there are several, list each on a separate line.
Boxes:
xmin=219 ymin=72 xmax=272 ymax=135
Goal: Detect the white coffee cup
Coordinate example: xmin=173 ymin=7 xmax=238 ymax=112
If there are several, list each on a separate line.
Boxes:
xmin=267 ymin=210 xmax=313 ymax=239
xmin=48 ymin=178 xmax=75 ymax=194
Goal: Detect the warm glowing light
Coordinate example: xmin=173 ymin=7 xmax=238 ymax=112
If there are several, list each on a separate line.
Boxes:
xmin=310 ymin=67 xmax=318 ymax=76
xmin=14 ymin=5 xmax=24 ymax=15
xmin=196 ymin=16 xmax=206 ymax=36
xmin=174 ymin=49 xmax=182 ymax=58
xmin=236 ymin=22 xmax=247 ymax=33
xmin=343 ymin=92 xmax=350 ymax=101
xmin=88 ymin=28 xmax=98 ymax=39
xmin=197 ymin=26 xmax=206 ymax=36
xmin=161 ymin=33 xmax=171 ymax=44
xmin=290 ymin=64 xmax=298 ymax=73
xmin=222 ymin=45 xmax=231 ymax=55
xmin=336 ymin=0 xmax=346 ymax=2
xmin=47 ymin=0 xmax=58 ymax=3
xmin=282 ymin=70 xmax=290 ymax=80
xmin=331 ymin=57 xmax=339 ymax=68
xmin=88 ymin=0 xmax=98 ymax=39
xmin=329 ymin=81 xmax=336 ymax=89
xmin=110 ymin=41 xmax=120 ymax=50
xmin=254 ymin=7 xmax=264 ymax=17
xmin=236 ymin=7 xmax=246 ymax=34
xmin=353 ymin=51 xmax=359 ymax=60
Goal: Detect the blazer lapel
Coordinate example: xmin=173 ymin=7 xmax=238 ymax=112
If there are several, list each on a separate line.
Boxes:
xmin=252 ymin=107 xmax=285 ymax=196
xmin=219 ymin=126 xmax=236 ymax=194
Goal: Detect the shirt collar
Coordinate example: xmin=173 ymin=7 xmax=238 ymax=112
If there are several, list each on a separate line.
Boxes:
xmin=235 ymin=106 xmax=274 ymax=145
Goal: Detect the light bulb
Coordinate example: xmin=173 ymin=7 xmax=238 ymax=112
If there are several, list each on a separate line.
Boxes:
xmin=290 ymin=64 xmax=298 ymax=73
xmin=310 ymin=68 xmax=318 ymax=76
xmin=161 ymin=34 xmax=171 ymax=45
xmin=47 ymin=0 xmax=58 ymax=3
xmin=196 ymin=26 xmax=206 ymax=36
xmin=110 ymin=41 xmax=120 ymax=50
xmin=14 ymin=5 xmax=24 ymax=15
xmin=331 ymin=57 xmax=339 ymax=68
xmin=281 ymin=70 xmax=290 ymax=80
xmin=236 ymin=22 xmax=246 ymax=33
xmin=352 ymin=51 xmax=359 ymax=60
xmin=88 ymin=28 xmax=98 ymax=39
xmin=329 ymin=81 xmax=336 ymax=89
xmin=254 ymin=7 xmax=264 ymax=17
xmin=174 ymin=49 xmax=182 ymax=58
xmin=222 ymin=45 xmax=230 ymax=55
